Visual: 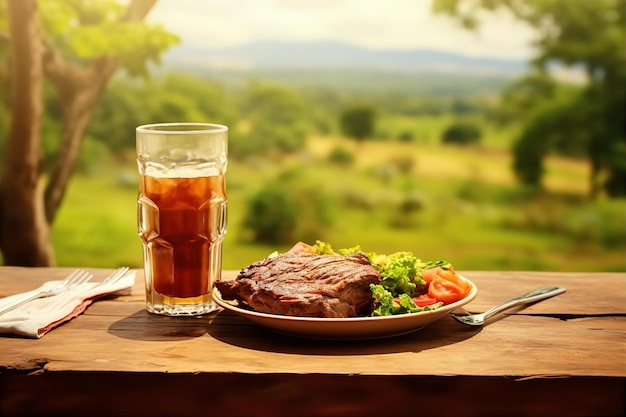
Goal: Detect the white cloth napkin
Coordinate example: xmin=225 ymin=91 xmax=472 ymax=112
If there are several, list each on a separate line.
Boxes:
xmin=0 ymin=270 xmax=136 ymax=338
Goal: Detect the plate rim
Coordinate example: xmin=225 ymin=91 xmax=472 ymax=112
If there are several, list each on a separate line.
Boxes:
xmin=212 ymin=274 xmax=478 ymax=336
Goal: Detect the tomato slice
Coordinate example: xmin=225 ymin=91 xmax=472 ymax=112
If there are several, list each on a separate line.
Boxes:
xmin=412 ymin=294 xmax=438 ymax=307
xmin=421 ymin=267 xmax=440 ymax=285
xmin=423 ymin=266 xmax=469 ymax=296
xmin=438 ymin=267 xmax=470 ymax=295
xmin=428 ymin=277 xmax=465 ymax=305
xmin=288 ymin=241 xmax=316 ymax=254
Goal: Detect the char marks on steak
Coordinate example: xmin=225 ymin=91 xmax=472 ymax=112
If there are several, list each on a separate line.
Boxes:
xmin=215 ymin=252 xmax=381 ymax=318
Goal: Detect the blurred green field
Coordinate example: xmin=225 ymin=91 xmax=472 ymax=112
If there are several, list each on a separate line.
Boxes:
xmin=52 ymin=134 xmax=625 ymax=273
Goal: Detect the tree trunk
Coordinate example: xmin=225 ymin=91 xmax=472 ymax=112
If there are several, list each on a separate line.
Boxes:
xmin=0 ymin=0 xmax=157 ymax=266
xmin=0 ymin=0 xmax=55 ymax=266
xmin=42 ymin=0 xmax=157 ymax=224
xmin=44 ymin=62 xmax=118 ymax=224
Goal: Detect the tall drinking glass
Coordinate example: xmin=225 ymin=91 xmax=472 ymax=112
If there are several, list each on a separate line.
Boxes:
xmin=136 ymin=123 xmax=228 ymax=316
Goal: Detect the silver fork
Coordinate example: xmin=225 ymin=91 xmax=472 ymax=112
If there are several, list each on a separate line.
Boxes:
xmin=0 ymin=269 xmax=93 ymax=315
xmin=25 ymin=268 xmax=130 ymax=317
xmin=90 ymin=267 xmax=130 ymax=291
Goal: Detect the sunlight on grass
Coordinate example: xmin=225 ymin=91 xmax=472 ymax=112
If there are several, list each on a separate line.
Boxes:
xmin=53 ymin=173 xmax=142 ymax=268
xmin=51 ymin=137 xmax=624 ymax=273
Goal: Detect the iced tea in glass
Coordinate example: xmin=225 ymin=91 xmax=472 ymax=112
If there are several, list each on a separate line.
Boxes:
xmin=136 ymin=123 xmax=228 ymax=316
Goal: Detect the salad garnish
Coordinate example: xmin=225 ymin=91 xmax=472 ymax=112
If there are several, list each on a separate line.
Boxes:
xmin=303 ymin=240 xmax=469 ymax=316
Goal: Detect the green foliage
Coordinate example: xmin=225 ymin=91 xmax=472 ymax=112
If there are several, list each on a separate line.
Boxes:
xmin=40 ymin=114 xmax=62 ymax=172
xmin=51 ymin=173 xmax=141 ymax=268
xmin=388 ymin=191 xmax=426 ymax=229
xmin=301 ymin=90 xmax=342 ymax=135
xmin=4 ymin=0 xmax=622 ymax=270
xmin=50 ymin=134 xmax=625 ymax=272
xmin=204 ymin=68 xmax=510 ymax=97
xmin=339 ymin=188 xmax=376 ymax=211
xmin=88 ymin=80 xmax=149 ymax=151
xmin=242 ymin=169 xmax=336 ymax=245
xmin=398 ymin=130 xmax=414 ymax=142
xmin=498 ymin=72 xmax=559 ymax=124
xmin=327 ymin=146 xmax=355 ymax=166
xmin=156 ymin=73 xmax=238 ymax=126
xmin=242 ymin=181 xmax=298 ymax=244
xmin=606 ymin=139 xmax=626 ymax=196
xmin=499 ymin=194 xmax=626 ymax=249
xmin=340 ymin=104 xmax=377 ymax=141
xmin=241 ymin=81 xmax=310 ymax=156
xmin=39 ymin=0 xmax=180 ymax=77
xmin=433 ymin=0 xmax=626 ymax=197
xmin=442 ymin=121 xmax=482 ymax=145
xmin=456 ymin=178 xmax=488 ymax=203
xmin=388 ymin=155 xmax=415 ymax=175
xmin=76 ymin=136 xmax=112 ymax=175
xmin=89 ymin=73 xmax=239 ymax=152
xmin=450 ymin=97 xmax=484 ymax=114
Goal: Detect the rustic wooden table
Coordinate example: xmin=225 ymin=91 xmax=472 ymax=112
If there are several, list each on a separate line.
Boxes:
xmin=1 ymin=267 xmax=624 ymax=417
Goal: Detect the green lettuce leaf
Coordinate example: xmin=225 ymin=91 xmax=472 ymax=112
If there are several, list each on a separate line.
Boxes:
xmin=311 ymin=241 xmax=450 ymax=316
xmin=370 ymin=284 xmax=443 ymax=316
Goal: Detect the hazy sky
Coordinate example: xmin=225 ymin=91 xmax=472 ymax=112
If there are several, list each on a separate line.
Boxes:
xmin=148 ymin=0 xmax=536 ymax=61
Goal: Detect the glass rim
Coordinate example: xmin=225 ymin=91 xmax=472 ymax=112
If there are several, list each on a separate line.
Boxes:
xmin=136 ymin=123 xmax=228 ymax=134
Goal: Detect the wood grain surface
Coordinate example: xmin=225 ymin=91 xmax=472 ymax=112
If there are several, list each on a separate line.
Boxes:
xmin=1 ymin=267 xmax=624 ymax=417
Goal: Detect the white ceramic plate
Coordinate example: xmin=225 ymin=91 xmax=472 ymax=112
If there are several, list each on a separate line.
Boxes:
xmin=213 ymin=275 xmax=477 ymax=340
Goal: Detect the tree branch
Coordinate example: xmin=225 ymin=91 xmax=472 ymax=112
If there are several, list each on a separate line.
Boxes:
xmin=0 ymin=0 xmax=54 ymax=265
xmin=123 ymin=0 xmax=157 ymax=21
xmin=42 ymin=0 xmax=158 ymax=223
xmin=42 ymin=0 xmax=157 ymax=96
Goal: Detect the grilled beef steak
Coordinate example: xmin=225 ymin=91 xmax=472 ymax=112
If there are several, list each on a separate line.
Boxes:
xmin=215 ymin=252 xmax=381 ymax=318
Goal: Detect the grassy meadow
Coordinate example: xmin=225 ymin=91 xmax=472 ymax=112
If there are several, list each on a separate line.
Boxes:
xmin=52 ymin=125 xmax=625 ymax=273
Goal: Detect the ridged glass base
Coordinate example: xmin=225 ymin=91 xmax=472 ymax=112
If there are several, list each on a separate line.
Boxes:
xmin=146 ymin=292 xmax=217 ymax=316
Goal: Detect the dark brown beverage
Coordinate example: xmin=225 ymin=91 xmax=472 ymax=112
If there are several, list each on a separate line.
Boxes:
xmin=138 ymin=174 xmax=227 ymax=299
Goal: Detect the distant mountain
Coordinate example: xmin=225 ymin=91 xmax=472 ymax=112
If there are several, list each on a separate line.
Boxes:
xmin=163 ymin=40 xmax=528 ymax=76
